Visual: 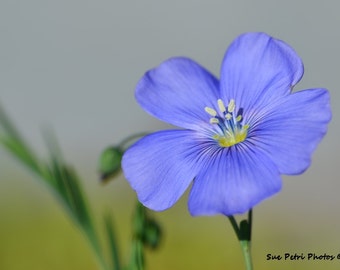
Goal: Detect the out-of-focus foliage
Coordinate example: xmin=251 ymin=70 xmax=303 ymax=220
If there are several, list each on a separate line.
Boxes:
xmin=0 ymin=105 xmax=161 ymax=270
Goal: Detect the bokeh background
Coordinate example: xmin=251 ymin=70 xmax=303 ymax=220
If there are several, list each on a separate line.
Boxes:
xmin=1 ymin=1 xmax=339 ymax=269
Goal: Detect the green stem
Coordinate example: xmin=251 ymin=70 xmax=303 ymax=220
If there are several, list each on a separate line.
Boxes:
xmin=119 ymin=132 xmax=149 ymax=151
xmin=228 ymin=209 xmax=253 ymax=270
xmin=248 ymin=209 xmax=252 ymax=241
xmin=240 ymin=240 xmax=253 ymax=270
xmin=228 ymin=215 xmax=240 ymax=238
xmin=128 ymin=239 xmax=144 ymax=270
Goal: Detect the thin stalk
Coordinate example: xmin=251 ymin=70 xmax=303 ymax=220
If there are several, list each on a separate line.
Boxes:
xmin=228 ymin=209 xmax=253 ymax=270
xmin=240 ymin=240 xmax=253 ymax=270
xmin=248 ymin=209 xmax=252 ymax=241
xmin=228 ymin=215 xmax=240 ymax=238
xmin=119 ymin=132 xmax=149 ymax=151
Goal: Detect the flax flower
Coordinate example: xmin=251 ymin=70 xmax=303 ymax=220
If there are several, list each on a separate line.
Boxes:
xmin=122 ymin=32 xmax=331 ymax=216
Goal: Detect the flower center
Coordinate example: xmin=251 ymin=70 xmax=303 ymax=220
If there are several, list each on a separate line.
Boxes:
xmin=204 ymin=99 xmax=249 ymax=147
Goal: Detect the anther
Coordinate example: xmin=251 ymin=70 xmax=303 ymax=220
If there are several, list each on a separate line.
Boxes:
xmin=227 ymin=99 xmax=235 ymax=113
xmin=205 ymin=98 xmax=249 ymax=148
xmin=217 ymin=99 xmax=226 ymax=113
xmin=209 ymin=118 xmax=219 ymax=124
xmin=205 ymin=107 xmax=217 ymax=117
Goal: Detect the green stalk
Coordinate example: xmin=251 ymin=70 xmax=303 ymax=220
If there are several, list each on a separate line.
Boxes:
xmin=228 ymin=209 xmax=253 ymax=270
xmin=240 ymin=240 xmax=253 ymax=270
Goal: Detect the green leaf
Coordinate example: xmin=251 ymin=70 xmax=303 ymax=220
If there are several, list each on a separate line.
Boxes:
xmin=104 ymin=214 xmax=121 ymax=270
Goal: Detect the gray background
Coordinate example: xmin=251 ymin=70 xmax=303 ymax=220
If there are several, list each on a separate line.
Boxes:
xmin=1 ymin=1 xmax=339 ymax=269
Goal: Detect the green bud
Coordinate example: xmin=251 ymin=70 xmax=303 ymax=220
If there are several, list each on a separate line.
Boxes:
xmin=131 ymin=202 xmax=162 ymax=252
xmin=143 ymin=219 xmax=162 ymax=249
xmin=98 ymin=146 xmax=123 ymax=183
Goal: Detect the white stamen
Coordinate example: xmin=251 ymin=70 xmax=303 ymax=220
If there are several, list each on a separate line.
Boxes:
xmin=205 ymin=107 xmax=217 ymax=117
xmin=217 ymin=99 xmax=226 ymax=113
xmin=227 ymin=99 xmax=235 ymax=113
xmin=225 ymin=113 xmax=232 ymax=120
xmin=209 ymin=118 xmax=219 ymax=124
xmin=205 ymin=98 xmax=249 ymax=147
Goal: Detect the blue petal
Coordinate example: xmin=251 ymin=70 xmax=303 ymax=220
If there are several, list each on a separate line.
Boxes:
xmin=220 ymin=32 xmax=304 ymax=111
xmin=122 ymin=130 xmax=206 ymax=211
xmin=135 ymin=57 xmax=219 ymax=131
xmin=248 ymin=88 xmax=331 ymax=175
xmin=188 ymin=146 xmax=282 ymax=216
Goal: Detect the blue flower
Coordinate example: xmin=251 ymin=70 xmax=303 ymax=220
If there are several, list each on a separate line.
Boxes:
xmin=122 ymin=32 xmax=331 ymax=216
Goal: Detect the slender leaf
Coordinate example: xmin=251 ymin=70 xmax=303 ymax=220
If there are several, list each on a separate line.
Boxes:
xmin=104 ymin=214 xmax=121 ymax=270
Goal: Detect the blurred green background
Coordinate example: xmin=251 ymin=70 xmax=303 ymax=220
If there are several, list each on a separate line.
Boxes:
xmin=1 ymin=1 xmax=340 ymax=269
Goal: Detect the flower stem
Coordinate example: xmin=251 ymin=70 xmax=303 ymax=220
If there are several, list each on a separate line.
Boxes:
xmin=228 ymin=209 xmax=253 ymax=270
xmin=240 ymin=240 xmax=253 ymax=270
xmin=119 ymin=132 xmax=149 ymax=151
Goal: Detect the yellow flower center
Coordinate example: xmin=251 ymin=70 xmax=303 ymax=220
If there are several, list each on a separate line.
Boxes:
xmin=205 ymin=99 xmax=249 ymax=147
